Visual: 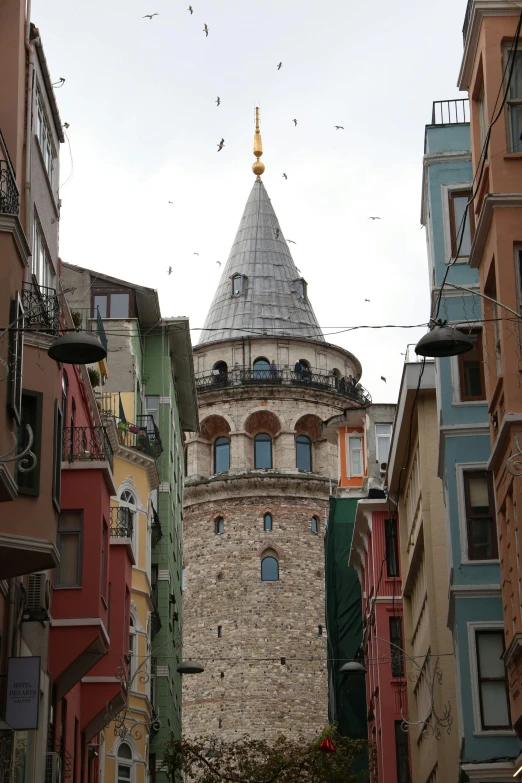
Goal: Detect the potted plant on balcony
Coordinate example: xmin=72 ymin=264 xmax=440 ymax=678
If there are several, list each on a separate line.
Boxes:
xmin=88 ymin=367 xmax=100 ymax=388
xmin=71 ymin=310 xmax=82 ymax=330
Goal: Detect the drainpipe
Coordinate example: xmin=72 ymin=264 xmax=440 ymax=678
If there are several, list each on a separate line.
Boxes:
xmin=24 ymin=0 xmax=35 ymax=251
xmin=7 ymin=578 xmax=17 ymax=656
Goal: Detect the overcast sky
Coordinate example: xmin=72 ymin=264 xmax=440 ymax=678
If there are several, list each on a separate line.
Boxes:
xmin=33 ymin=0 xmax=470 ymax=402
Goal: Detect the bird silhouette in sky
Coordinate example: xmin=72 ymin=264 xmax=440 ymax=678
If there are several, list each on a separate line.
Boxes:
xmin=216 ymin=261 xmax=221 ymax=266
xmin=368 ymin=216 xmax=381 ymax=220
xmin=282 ymin=173 xmax=287 ymax=180
xmin=381 ymin=376 xmax=387 ymax=382
xmin=143 ymin=13 xmax=158 ymax=19
xmin=194 ymin=252 xmax=199 ymax=256
xmin=275 ymin=228 xmax=280 ymax=239
xmin=203 ymin=23 xmax=209 ymax=36
xmin=187 ymin=5 xmax=193 ymax=13
xmin=287 ymin=239 xmax=296 ymax=244
xmin=216 ymin=97 xmax=221 ymax=106
xmin=293 ymin=119 xmax=297 ymax=126
xmin=364 ymin=298 xmax=370 ymax=302
xmin=334 ymin=125 xmax=344 ymax=130
xmin=52 ymin=77 xmax=65 ymax=88
xmin=63 ymin=122 xmax=70 ymax=129
xmin=277 ymin=62 xmax=282 ymax=70
xmin=168 ymin=266 xmax=172 ymax=275
xmin=217 ymin=138 xmax=224 ymax=152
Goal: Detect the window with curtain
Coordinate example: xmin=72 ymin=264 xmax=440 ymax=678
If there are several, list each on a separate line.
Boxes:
xmin=475 ymin=630 xmax=510 ymax=729
xmin=261 ymin=556 xmax=279 ymax=581
xmin=348 ymin=436 xmax=363 ymax=477
xmin=56 ymin=511 xmax=83 ymax=587
xmin=506 ymin=48 xmax=522 ymax=152
xmin=375 ymin=424 xmax=392 ymax=465
xmin=464 ymin=471 xmax=497 ymax=560
xmin=263 ymin=513 xmax=272 ymax=531
xmin=254 ymin=433 xmax=272 ymax=469
xmin=214 ymin=437 xmax=230 ymax=473
xmin=117 ymin=743 xmax=133 ymax=782
xmin=296 ymin=435 xmax=312 ymax=471
xmin=389 ymin=617 xmax=404 ymax=678
xmin=129 ymin=617 xmax=136 ymax=681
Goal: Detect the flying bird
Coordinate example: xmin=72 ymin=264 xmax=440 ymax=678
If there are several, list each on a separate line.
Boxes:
xmin=364 ymin=298 xmax=370 ymax=302
xmin=282 ymin=173 xmax=288 ymax=180
xmin=143 ymin=13 xmax=159 ymax=19
xmin=216 ymin=97 xmax=221 ymax=106
xmin=287 ymin=239 xmax=296 ymax=244
xmin=168 ymin=201 xmax=173 ymax=204
xmin=334 ymin=125 xmax=344 ymax=130
xmin=168 ymin=266 xmax=172 ymax=275
xmin=194 ymin=252 xmax=199 ymax=256
xmin=203 ymin=23 xmax=208 ymax=36
xmin=187 ymin=5 xmax=193 ymax=12
xmin=368 ymin=216 xmax=381 ymax=220
xmin=293 ymin=119 xmax=297 ymax=126
xmin=380 ymin=376 xmax=387 ymax=383
xmin=52 ymin=77 xmax=65 ymax=88
xmin=277 ymin=62 xmax=282 ymax=70
xmin=216 ymin=261 xmax=221 ymax=266
xmin=217 ymin=138 xmax=224 ymax=152
xmin=63 ymin=122 xmax=70 ymax=129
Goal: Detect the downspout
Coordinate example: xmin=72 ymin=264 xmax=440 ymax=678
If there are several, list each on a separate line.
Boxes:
xmin=7 ymin=578 xmax=17 ymax=656
xmin=24 ymin=0 xmax=35 ymax=250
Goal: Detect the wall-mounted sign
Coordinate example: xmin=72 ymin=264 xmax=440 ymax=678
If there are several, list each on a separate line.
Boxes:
xmin=5 ymin=657 xmax=41 ymax=730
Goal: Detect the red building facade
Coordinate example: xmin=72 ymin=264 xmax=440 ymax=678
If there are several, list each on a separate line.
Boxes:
xmin=350 ymin=499 xmax=409 ymax=783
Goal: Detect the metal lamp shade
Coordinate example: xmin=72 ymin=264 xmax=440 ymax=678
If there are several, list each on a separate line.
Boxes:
xmin=176 ymin=661 xmax=205 ymax=674
xmin=414 ymin=325 xmax=474 ymax=358
xmin=339 ymin=661 xmax=366 ymax=675
xmin=48 ymin=332 xmax=107 ymax=365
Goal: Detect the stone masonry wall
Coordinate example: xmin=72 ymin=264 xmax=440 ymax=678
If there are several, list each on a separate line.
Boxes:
xmin=182 ymin=477 xmax=329 ymax=743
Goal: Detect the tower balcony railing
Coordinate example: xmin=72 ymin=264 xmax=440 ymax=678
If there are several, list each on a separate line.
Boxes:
xmin=62 ymin=425 xmax=114 ymax=471
xmin=0 ymin=129 xmax=19 ymax=216
xmin=195 ymin=366 xmax=372 ymax=407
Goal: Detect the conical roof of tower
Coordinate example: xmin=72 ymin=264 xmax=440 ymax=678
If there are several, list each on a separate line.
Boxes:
xmin=198 ymin=179 xmax=324 ymax=345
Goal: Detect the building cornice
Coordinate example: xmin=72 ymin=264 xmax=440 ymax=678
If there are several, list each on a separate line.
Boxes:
xmin=469 ymin=194 xmax=522 ymax=268
xmin=421 ymin=151 xmax=472 ymax=225
xmin=458 ymin=1 xmax=520 ymax=91
xmin=487 ymin=413 xmax=522 ymax=472
xmin=0 ymin=214 xmax=30 ymax=266
xmin=447 ymin=583 xmax=501 ymax=629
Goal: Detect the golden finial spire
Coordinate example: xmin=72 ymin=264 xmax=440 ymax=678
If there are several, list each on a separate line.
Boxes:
xmin=252 ymin=106 xmax=265 ymax=179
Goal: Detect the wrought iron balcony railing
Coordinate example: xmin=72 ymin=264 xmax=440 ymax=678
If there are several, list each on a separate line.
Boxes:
xmin=62 ymin=425 xmax=113 ymax=470
xmin=151 ymin=610 xmax=162 ymax=639
xmin=0 ymin=130 xmax=19 ymax=215
xmin=22 ymin=281 xmax=60 ymax=333
xmin=151 ymin=504 xmax=162 ymax=546
xmin=110 ymin=506 xmax=134 ymax=539
xmin=431 ymin=99 xmax=470 ymax=126
xmin=195 ymin=366 xmax=372 ymax=407
xmin=136 ymin=414 xmax=163 ymax=458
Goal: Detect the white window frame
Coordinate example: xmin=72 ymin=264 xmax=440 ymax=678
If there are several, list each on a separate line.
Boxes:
xmin=449 ymin=325 xmax=488 ymax=407
xmin=504 ymin=47 xmax=522 ymax=154
xmin=456 ymin=462 xmax=499 ymax=565
xmin=467 ymin=621 xmax=513 ymax=736
xmin=35 ymin=89 xmax=56 ymax=186
xmin=119 ymin=489 xmax=138 ymax=553
xmin=346 ymin=433 xmax=364 ymax=478
xmin=116 ymin=744 xmax=134 ymax=783
xmin=32 ymin=214 xmax=56 ymax=289
xmin=375 ymin=423 xmax=392 ymax=465
xmin=441 ymin=183 xmax=474 ymax=265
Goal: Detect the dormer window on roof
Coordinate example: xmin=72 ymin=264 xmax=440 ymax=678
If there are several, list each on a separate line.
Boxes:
xmin=231 ymin=274 xmax=247 ymax=297
xmin=297 ymin=278 xmax=307 ymax=300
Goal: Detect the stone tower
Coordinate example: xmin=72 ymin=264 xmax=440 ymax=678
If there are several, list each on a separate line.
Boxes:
xmin=182 ymin=113 xmax=370 ymax=743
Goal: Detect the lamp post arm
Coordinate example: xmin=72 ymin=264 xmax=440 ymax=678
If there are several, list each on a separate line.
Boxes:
xmin=443 ymin=282 xmax=522 ymax=319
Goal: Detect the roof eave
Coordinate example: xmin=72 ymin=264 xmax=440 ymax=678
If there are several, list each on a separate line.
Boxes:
xmin=165 ymin=318 xmax=199 ymax=433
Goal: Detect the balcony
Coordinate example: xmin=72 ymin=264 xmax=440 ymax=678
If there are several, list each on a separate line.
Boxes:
xmin=431 ymin=99 xmax=470 ymax=125
xmin=195 ymin=366 xmax=372 ymax=407
xmin=99 ymin=394 xmax=163 ymax=460
xmin=0 ymin=130 xmax=19 ymax=215
xmin=110 ymin=506 xmax=133 ymax=539
xmin=62 ymin=425 xmax=113 ymax=471
xmin=136 ymin=415 xmax=163 ymax=458
xmin=151 ymin=504 xmax=162 ymax=546
xmin=22 ymin=281 xmax=60 ymax=333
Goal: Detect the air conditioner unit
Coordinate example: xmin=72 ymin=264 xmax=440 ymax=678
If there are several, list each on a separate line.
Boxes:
xmin=44 ymin=752 xmax=62 ymax=783
xmin=26 ymin=572 xmax=51 ymax=620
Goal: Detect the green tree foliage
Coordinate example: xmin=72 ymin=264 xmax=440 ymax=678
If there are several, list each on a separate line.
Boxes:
xmin=163 ymin=727 xmax=371 ymax=783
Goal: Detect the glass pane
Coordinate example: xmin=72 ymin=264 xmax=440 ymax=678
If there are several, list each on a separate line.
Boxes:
xmin=118 ymin=744 xmax=132 ymax=760
xmin=478 ymin=632 xmax=505 ymax=678
xmin=469 ymin=518 xmax=495 ymax=559
xmin=377 ymin=436 xmax=391 ymax=464
xmin=146 ymin=395 xmax=160 ymax=427
xmin=214 ymin=439 xmax=230 ymax=473
xmin=452 ymin=194 xmax=472 ymax=256
xmin=110 ymin=294 xmax=130 ymax=318
xmin=296 ymin=438 xmax=312 ymax=471
xmin=350 ymin=438 xmax=362 ymax=475
xmin=311 ymin=517 xmax=318 ymax=533
xmin=261 ymin=557 xmax=278 ymax=581
xmin=59 ymin=511 xmax=82 ymax=531
xmin=93 ymin=295 xmax=107 ymax=318
xmin=509 ymin=104 xmax=522 ymax=153
xmin=58 ymin=533 xmax=80 ymax=585
xmin=481 ymin=681 xmax=510 ymax=727
xmin=253 ymin=359 xmax=270 ymax=378
xmin=469 ymin=476 xmax=489 ymax=512
xmin=255 ymin=435 xmax=272 ymax=469
xmin=264 ymin=514 xmax=272 ymax=531
xmin=117 ymin=767 xmax=131 ymax=781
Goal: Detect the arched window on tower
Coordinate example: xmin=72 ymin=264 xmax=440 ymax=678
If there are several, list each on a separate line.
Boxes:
xmin=261 ymin=556 xmax=279 ymax=582
xmin=311 ymin=516 xmax=319 ymax=535
xmin=213 ymin=361 xmax=228 ymax=387
xmin=214 ymin=436 xmax=230 ymax=474
xmin=214 ymin=517 xmax=225 ymax=535
xmin=253 ymin=357 xmax=270 ymax=379
xmin=117 ymin=743 xmax=133 ymax=783
xmin=296 ymin=434 xmax=312 ymax=472
xmin=263 ymin=513 xmax=273 ymax=532
xmin=254 ymin=433 xmax=272 ymax=469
